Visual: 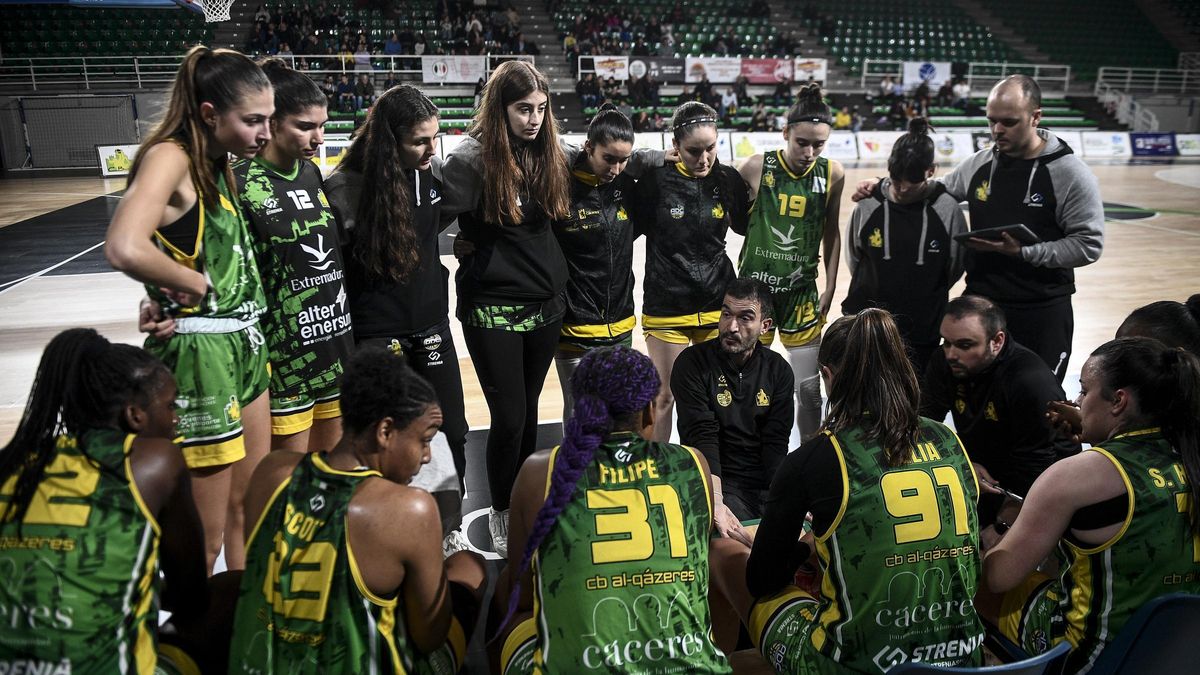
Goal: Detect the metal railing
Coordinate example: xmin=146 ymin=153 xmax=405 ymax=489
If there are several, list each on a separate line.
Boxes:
xmin=859 ymin=59 xmax=1072 ymax=94
xmin=1095 ymin=67 xmax=1200 ymax=95
xmin=0 ymin=53 xmax=533 ymax=91
xmin=1094 ymin=81 xmax=1158 ymax=132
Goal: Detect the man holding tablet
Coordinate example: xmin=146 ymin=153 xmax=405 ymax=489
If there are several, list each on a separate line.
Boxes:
xmin=857 ymin=75 xmax=1105 ymax=382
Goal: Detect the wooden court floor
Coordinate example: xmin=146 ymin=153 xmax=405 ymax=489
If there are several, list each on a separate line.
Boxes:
xmin=1 ymin=160 xmax=1198 ymax=441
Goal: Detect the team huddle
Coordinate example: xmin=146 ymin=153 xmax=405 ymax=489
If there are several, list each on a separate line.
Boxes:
xmin=2 ymin=45 xmax=1198 ymax=675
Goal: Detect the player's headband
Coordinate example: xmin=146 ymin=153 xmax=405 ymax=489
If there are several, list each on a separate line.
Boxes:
xmin=672 ymin=116 xmax=719 ymax=131
xmin=788 ymin=114 xmax=833 ymax=126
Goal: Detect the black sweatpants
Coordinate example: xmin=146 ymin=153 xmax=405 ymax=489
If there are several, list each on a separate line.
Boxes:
xmin=463 ymin=319 xmax=562 ymax=511
xmin=999 ymin=297 xmax=1074 ymax=384
xmin=358 ymin=320 xmax=469 ymax=529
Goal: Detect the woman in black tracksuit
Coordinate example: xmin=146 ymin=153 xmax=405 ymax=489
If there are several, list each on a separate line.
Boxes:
xmin=635 ymin=101 xmax=751 ymax=442
xmin=325 ymin=85 xmax=472 ymax=551
xmin=842 ymin=117 xmax=967 ymax=374
xmin=552 ymin=105 xmax=640 ymax=421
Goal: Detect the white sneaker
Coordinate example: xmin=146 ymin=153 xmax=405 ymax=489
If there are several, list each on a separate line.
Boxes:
xmin=489 ymin=507 xmax=510 ymax=559
xmin=442 ymin=528 xmax=470 ymax=558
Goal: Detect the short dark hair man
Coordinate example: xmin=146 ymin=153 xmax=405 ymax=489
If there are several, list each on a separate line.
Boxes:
xmin=672 ymin=278 xmax=795 ymax=542
xmin=920 ymin=295 xmax=1080 ymax=526
xmin=855 ymin=75 xmax=1105 ymax=383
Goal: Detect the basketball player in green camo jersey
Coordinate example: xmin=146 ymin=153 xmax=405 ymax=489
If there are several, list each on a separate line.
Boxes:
xmin=0 ymin=329 xmax=210 ymax=674
xmin=107 ymin=46 xmax=273 ymax=573
xmin=985 ymin=337 xmax=1200 ymax=673
xmin=737 ymin=83 xmax=845 ymax=442
xmin=230 ymin=347 xmax=486 ymax=674
xmin=711 ymin=310 xmax=984 ymax=673
xmin=494 ymin=346 xmax=730 ymax=674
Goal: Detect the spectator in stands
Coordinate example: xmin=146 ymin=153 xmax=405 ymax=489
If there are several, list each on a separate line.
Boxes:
xmin=937 ymin=78 xmax=955 ymax=106
xmin=627 ymin=74 xmax=645 ymax=106
xmin=633 ymin=110 xmax=653 ymax=132
xmin=834 ymin=105 xmax=851 ymax=130
xmin=383 ymin=72 xmax=400 ymax=91
xmin=733 ymin=75 xmax=749 ymax=104
xmin=414 ymin=33 xmax=427 ymax=56
xmin=879 ymin=75 xmax=894 ymax=101
xmin=850 ymin=107 xmax=863 ymax=132
xmin=644 ymin=75 xmax=661 ymax=106
xmin=354 ymin=74 xmax=374 ymax=111
xmin=631 ymin=38 xmax=651 ymax=56
xmin=651 ymin=111 xmax=666 ymax=130
xmin=920 ymin=295 xmax=1081 ymax=526
xmin=953 ymin=78 xmax=971 ymax=109
xmin=602 ymin=77 xmax=621 ymax=104
xmin=254 ymin=3 xmax=268 ymax=23
xmin=277 ymin=42 xmax=292 ymax=57
xmin=320 ymin=74 xmax=335 ymax=107
xmin=576 ymin=73 xmax=599 ymax=109
xmin=694 ymin=75 xmax=714 ymax=106
xmin=773 ymin=78 xmax=792 ymax=105
xmin=474 ymin=76 xmax=485 ymax=108
xmin=749 ymin=101 xmax=769 ymax=131
xmin=336 ymin=73 xmax=354 ymax=112
xmin=891 ymin=78 xmax=905 ymax=100
xmin=384 ymin=31 xmax=403 ymax=56
xmin=720 ymin=87 xmax=739 ymax=122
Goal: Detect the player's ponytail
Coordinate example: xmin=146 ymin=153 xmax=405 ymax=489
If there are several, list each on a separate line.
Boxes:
xmin=888 ymin=116 xmax=936 ymax=183
xmin=0 ymin=329 xmax=169 ymax=530
xmin=588 ymin=102 xmax=634 ymax=147
xmin=785 ymin=83 xmax=833 ymax=128
xmin=131 ymin=46 xmax=269 ymax=208
xmin=1091 ymin=337 xmax=1200 ymax=535
xmin=336 ymin=85 xmax=438 ymax=284
xmin=824 ymin=308 xmax=920 ymax=467
xmin=495 ymin=346 xmax=660 ymax=635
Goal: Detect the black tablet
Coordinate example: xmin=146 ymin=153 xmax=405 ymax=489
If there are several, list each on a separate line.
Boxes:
xmin=953 ymin=224 xmax=1041 ymax=246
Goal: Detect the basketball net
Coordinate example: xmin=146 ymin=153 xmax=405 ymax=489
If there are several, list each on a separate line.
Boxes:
xmin=194 ymin=0 xmax=235 ymax=23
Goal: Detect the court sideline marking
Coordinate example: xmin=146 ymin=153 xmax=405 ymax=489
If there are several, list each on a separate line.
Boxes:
xmin=0 ymin=241 xmax=106 ymax=295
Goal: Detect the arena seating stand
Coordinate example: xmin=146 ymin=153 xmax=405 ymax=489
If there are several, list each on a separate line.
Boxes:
xmin=0 ymin=4 xmax=212 ymax=57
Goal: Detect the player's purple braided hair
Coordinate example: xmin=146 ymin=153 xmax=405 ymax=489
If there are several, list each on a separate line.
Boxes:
xmin=495 ymin=345 xmax=660 ymax=635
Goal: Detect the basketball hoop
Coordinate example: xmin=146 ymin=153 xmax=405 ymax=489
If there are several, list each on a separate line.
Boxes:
xmin=193 ymin=0 xmax=235 ymax=23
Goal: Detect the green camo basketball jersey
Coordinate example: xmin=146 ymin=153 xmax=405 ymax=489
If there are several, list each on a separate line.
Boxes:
xmin=807 ymin=419 xmax=983 ymax=672
xmin=234 ymin=157 xmax=352 ymax=398
xmin=531 ymin=433 xmax=731 ymax=674
xmin=230 ymin=453 xmax=452 ymax=675
xmin=739 ymin=152 xmax=828 ymax=304
xmin=151 ymin=168 xmax=266 ymax=321
xmin=0 ymin=430 xmax=160 ymax=674
xmin=1057 ymin=428 xmax=1200 ymax=673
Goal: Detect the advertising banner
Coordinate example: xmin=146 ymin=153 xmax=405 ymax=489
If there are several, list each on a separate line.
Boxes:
xmin=970 ymin=131 xmax=995 ymax=153
xmin=437 ymin=134 xmax=470 ymax=160
xmin=627 ymin=56 xmax=686 ymax=83
xmin=685 ymin=56 xmax=743 ymax=84
xmin=902 ymin=61 xmax=953 ymax=91
xmin=1053 ymin=130 xmax=1084 ymax=154
xmin=930 ymin=132 xmax=974 ymax=163
xmin=1130 ymin=132 xmax=1178 ymax=157
xmin=96 ymin=144 xmax=139 ymax=177
xmin=793 ymin=58 xmax=829 ymax=83
xmin=592 ymin=55 xmax=630 ymax=81
xmin=1176 ymin=134 xmax=1200 ymax=156
xmin=730 ymin=132 xmax=782 ymax=161
xmin=1082 ymin=131 xmax=1132 ymax=158
xmin=716 ymin=131 xmax=733 ymax=162
xmin=740 ymin=58 xmax=795 ymax=84
xmin=857 ymin=131 xmax=905 ymax=160
xmin=422 ymin=55 xmax=487 ymax=84
xmin=633 ymin=132 xmax=666 ymax=150
xmin=825 ymin=131 xmax=858 ymax=160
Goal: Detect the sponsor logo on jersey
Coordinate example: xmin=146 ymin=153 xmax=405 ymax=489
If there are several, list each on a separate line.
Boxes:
xmin=297 ymin=291 xmax=352 ymax=341
xmin=616 ymin=206 xmax=628 ymax=221
xmin=1029 ymin=192 xmax=1044 ymax=205
xmin=872 ymin=633 xmax=985 ymax=669
xmin=717 ymin=390 xmax=732 ymax=407
xmin=712 ymin=203 xmax=725 ymax=219
xmin=756 ymin=388 xmax=770 ymax=406
xmin=309 ymin=495 xmax=325 ymax=513
xmin=813 ymin=176 xmax=827 ymax=194
xmin=613 ymin=447 xmax=633 ymax=463
xmin=388 ymin=339 xmax=404 ymax=356
xmin=770 ymin=223 xmax=803 ymax=252
xmin=263 ymin=196 xmax=280 ymax=210
xmin=423 ymin=333 xmax=442 ymax=350
xmin=317 ymin=190 xmax=329 ymax=208
xmin=224 ymin=395 xmax=242 ymax=425
xmin=974 ymin=181 xmax=989 ymax=203
xmin=928 ymin=240 xmax=941 ymax=253
xmin=0 ymin=659 xmax=73 ymax=674
xmin=301 ymin=233 xmax=336 ymax=272
xmin=670 ymin=204 xmax=685 ymax=219
xmin=763 ymin=171 xmax=776 ymax=189
xmin=581 ymin=631 xmax=714 ymax=669
xmin=870 ymin=228 xmax=883 ymax=248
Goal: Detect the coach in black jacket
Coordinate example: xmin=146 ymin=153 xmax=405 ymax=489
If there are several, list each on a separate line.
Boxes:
xmin=672 ymin=278 xmax=794 ymax=540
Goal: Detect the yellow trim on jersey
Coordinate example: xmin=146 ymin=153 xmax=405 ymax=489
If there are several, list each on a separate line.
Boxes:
xmin=748 ymin=585 xmax=814 ymax=648
xmin=561 ymin=315 xmax=637 ymax=339
xmin=312 ymin=452 xmax=383 ymax=478
xmin=644 ymin=326 xmax=719 ymax=345
xmin=313 ymin=399 xmax=341 ymax=420
xmin=998 ymin=573 xmax=1055 ymax=646
xmin=641 ymin=311 xmax=722 ymax=329
xmin=348 ymin=534 xmax=398 ymax=607
xmin=445 ymin=617 xmax=467 ymax=669
xmin=674 ymin=161 xmax=698 ymax=178
xmin=134 ymin=543 xmax=160 ymax=675
xmin=376 ymin=604 xmax=406 ymax=674
xmin=819 ymin=431 xmax=850 ymax=542
xmin=271 ymin=407 xmax=316 ymax=436
xmin=812 ymin=537 xmax=841 ymax=651
xmin=1063 ymin=551 xmax=1094 ymax=650
xmin=123 ymin=433 xmax=162 ymax=537
xmin=572 ymin=169 xmax=602 ymax=187
xmin=949 ymin=428 xmax=981 ymax=497
xmin=681 ymin=444 xmax=714 ymax=523
xmin=158 ymin=644 xmax=202 ymax=675
xmin=1069 ymin=447 xmax=1135 ymax=555
xmin=244 ymin=475 xmax=293 ymax=549
xmin=544 ymin=446 xmax=561 ymax=499
xmin=778 ymin=318 xmax=825 ymax=348
xmin=501 ymin=617 xmax=538 ymax=674
xmin=181 ymin=434 xmax=244 ymax=469
xmin=153 ymin=197 xmax=206 ymax=268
